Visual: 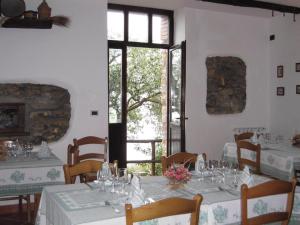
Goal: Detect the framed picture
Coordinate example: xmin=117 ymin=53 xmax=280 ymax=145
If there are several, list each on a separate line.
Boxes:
xmin=297 ymin=85 xmax=300 ymax=94
xmin=277 ymin=87 xmax=285 ymax=96
xmin=296 ymin=63 xmax=300 ymax=72
xmin=277 ymin=65 xmax=284 ymax=78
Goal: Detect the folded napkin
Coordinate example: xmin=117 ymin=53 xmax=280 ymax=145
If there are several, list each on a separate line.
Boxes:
xmin=238 ymin=166 xmax=254 ymax=187
xmin=37 ymin=141 xmax=51 ymax=158
xmin=131 ymin=175 xmax=141 ymax=190
xmin=250 ymin=132 xmax=258 ymax=144
xmin=129 ymin=175 xmax=145 ymax=206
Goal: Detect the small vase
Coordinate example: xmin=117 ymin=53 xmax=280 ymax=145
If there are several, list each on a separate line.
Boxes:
xmin=38 ymin=0 xmax=51 ymax=20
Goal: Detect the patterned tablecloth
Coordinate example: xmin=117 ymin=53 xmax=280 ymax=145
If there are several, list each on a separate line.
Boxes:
xmin=36 ymin=174 xmax=300 ymax=225
xmin=223 ymin=142 xmax=300 ymax=181
xmin=0 ymin=152 xmax=65 ymax=196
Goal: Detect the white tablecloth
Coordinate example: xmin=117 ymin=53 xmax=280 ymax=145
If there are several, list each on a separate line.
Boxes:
xmin=36 ymin=175 xmax=300 ymax=225
xmin=0 ymin=152 xmax=65 ymax=196
xmin=223 ymin=142 xmax=300 ymax=181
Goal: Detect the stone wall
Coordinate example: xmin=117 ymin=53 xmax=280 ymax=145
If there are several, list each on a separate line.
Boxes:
xmin=206 ymin=56 xmax=246 ymax=114
xmin=0 ymin=83 xmax=71 ymax=144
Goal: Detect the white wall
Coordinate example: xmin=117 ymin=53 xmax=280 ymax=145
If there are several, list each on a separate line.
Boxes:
xmin=0 ymin=0 xmax=108 ymax=162
xmin=269 ymin=15 xmax=300 ymax=138
xmin=184 ymin=8 xmax=270 ymax=159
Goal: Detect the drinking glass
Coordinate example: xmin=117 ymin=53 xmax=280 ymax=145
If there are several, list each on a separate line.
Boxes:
xmin=198 ymin=160 xmax=207 ymax=181
xmin=23 ymin=142 xmax=33 ymax=157
xmin=117 ymin=168 xmax=128 ymax=195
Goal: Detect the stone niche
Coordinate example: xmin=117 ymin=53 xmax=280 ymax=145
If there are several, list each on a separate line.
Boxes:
xmin=206 ymin=56 xmax=246 ymax=115
xmin=0 ymin=83 xmax=71 ymax=144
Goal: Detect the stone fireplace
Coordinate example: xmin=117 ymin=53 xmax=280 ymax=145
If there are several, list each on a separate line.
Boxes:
xmin=0 ymin=83 xmax=71 ymax=144
xmin=0 ymin=103 xmax=26 ymax=135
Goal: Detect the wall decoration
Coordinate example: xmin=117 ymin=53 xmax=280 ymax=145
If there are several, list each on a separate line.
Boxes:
xmin=206 ymin=56 xmax=246 ymax=114
xmin=277 ymin=87 xmax=285 ymax=96
xmin=296 ymin=63 xmax=300 ymax=72
xmin=296 ymin=85 xmax=300 ymax=94
xmin=277 ymin=65 xmax=284 ymax=78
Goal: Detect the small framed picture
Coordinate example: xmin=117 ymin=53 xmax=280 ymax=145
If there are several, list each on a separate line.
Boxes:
xmin=277 ymin=87 xmax=285 ymax=96
xmin=296 ymin=63 xmax=300 ymax=72
xmin=296 ymin=85 xmax=300 ymax=94
xmin=277 ymin=65 xmax=284 ymax=78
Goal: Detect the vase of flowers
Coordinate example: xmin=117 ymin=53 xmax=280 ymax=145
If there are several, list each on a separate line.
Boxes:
xmin=164 ymin=164 xmax=192 ymax=189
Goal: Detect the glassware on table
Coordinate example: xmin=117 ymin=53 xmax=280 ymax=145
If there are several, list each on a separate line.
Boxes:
xmin=117 ymin=168 xmax=128 ymax=195
xmin=197 ymin=160 xmax=207 ymax=181
xmin=23 ymin=142 xmax=33 ymax=157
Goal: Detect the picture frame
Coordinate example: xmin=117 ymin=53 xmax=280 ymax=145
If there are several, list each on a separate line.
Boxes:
xmin=297 ymin=85 xmax=300 ymax=94
xmin=277 ymin=65 xmax=284 ymax=78
xmin=277 ymin=87 xmax=285 ymax=96
xmin=296 ymin=63 xmax=300 ymax=72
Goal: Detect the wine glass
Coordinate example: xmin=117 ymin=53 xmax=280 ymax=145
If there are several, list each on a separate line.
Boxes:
xmin=117 ymin=168 xmax=128 ymax=195
xmin=198 ymin=160 xmax=207 ymax=181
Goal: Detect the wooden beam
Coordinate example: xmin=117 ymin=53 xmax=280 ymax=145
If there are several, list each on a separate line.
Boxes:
xmin=200 ymin=0 xmax=300 ymax=14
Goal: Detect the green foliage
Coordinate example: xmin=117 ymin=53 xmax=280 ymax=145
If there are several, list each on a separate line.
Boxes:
xmin=109 ymin=47 xmax=166 ymax=136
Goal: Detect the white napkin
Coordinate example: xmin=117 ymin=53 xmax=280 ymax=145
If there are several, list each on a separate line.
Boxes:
xmin=131 ymin=175 xmax=141 ymax=190
xmin=129 ymin=175 xmax=145 ymax=206
xmin=239 ymin=166 xmax=254 ymax=187
xmin=195 ymin=154 xmax=205 ymax=173
xmin=37 ymin=141 xmax=51 ymax=158
xmin=250 ymin=132 xmax=258 ymax=144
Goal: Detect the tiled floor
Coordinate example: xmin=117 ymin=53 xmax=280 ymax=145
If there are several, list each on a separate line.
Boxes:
xmin=0 ymin=211 xmax=34 ymax=225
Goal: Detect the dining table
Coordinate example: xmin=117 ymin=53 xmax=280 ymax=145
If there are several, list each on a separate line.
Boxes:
xmin=223 ymin=142 xmax=300 ymax=181
xmin=0 ymin=151 xmax=65 ymax=198
xmin=36 ymin=171 xmax=300 ymax=225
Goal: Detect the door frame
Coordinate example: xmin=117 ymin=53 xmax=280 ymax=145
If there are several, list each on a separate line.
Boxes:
xmin=167 ymin=41 xmax=187 ymax=156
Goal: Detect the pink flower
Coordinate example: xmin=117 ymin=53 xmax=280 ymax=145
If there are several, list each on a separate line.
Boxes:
xmin=164 ymin=164 xmax=191 ymax=183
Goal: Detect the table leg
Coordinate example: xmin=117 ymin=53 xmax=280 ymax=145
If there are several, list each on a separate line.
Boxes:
xmin=34 ymin=193 xmax=41 ymax=221
xmin=25 ymin=195 xmax=31 ymax=223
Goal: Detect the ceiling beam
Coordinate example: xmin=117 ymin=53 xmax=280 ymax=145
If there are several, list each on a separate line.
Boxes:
xmin=200 ymin=0 xmax=300 ymax=14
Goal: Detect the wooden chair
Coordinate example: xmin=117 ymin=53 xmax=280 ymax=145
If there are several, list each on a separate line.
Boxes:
xmin=161 ymin=152 xmax=206 ymax=174
xmin=237 ymin=140 xmax=261 ymax=174
xmin=0 ymin=140 xmax=31 ymax=223
xmin=125 ymin=194 xmax=203 ymax=225
xmin=294 ymin=169 xmax=300 ymax=185
xmin=67 ymin=136 xmax=108 ymax=165
xmin=234 ymin=132 xmax=254 ymax=142
xmin=241 ymin=178 xmax=296 ymax=225
xmin=63 ymin=160 xmax=103 ymax=184
xmin=67 ymin=136 xmax=107 ymax=182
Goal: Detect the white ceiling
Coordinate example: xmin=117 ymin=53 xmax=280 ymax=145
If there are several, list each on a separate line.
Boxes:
xmin=108 ymin=0 xmax=300 ymax=18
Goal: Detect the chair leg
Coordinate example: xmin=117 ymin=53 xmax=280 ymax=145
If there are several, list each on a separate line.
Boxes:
xmin=18 ymin=195 xmax=23 ymax=211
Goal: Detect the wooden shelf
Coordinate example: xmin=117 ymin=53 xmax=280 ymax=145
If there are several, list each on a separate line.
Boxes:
xmin=2 ymin=18 xmax=52 ymax=29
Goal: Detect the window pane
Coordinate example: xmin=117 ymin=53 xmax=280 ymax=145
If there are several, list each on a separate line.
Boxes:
xmin=109 ymin=49 xmax=122 ymax=123
xmin=107 ymin=10 xmax=124 ymax=41
xmin=129 ymin=12 xmax=148 ymax=43
xmin=152 ymin=15 xmax=169 ymax=44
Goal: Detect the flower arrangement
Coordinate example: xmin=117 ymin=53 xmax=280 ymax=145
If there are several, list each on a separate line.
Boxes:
xmin=164 ymin=164 xmax=192 ymax=184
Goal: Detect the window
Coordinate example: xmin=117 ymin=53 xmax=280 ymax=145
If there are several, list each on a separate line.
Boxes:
xmin=107 ymin=4 xmax=173 ymax=46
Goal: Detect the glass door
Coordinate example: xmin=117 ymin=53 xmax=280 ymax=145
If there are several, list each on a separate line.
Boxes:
xmin=167 ymin=41 xmax=186 ymax=155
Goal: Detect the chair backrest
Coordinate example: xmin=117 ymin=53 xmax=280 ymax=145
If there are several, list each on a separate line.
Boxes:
xmin=237 ymin=140 xmax=261 ymax=174
xmin=241 ymin=178 xmax=296 ymax=225
xmin=67 ymin=136 xmax=107 ymax=165
xmin=161 ymin=152 xmax=205 ymax=174
xmin=63 ymin=160 xmax=103 ymax=184
xmin=234 ymin=132 xmax=254 ymax=142
xmin=125 ymin=194 xmax=202 ymax=225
